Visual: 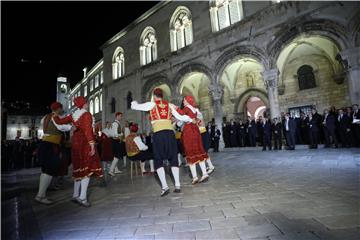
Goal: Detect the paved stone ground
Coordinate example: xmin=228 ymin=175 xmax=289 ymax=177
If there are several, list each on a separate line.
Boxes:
xmin=3 ymin=147 xmax=360 ymax=240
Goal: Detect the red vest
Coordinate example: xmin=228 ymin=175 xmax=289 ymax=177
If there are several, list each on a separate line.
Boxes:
xmin=149 ymin=100 xmax=171 ymax=121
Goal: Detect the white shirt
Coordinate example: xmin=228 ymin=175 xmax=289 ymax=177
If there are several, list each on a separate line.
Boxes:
xmin=133 ymin=136 xmax=148 ymax=151
xmin=285 ymin=118 xmax=289 ymax=131
xmin=131 ymin=101 xmax=193 ymax=123
xmin=109 ymin=120 xmax=123 ymax=138
xmin=42 ymin=114 xmax=72 ymax=133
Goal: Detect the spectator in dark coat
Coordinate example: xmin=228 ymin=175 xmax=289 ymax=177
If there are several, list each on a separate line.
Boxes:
xmin=262 ymin=117 xmax=272 ymax=151
xmin=322 ymin=109 xmax=338 ymax=148
xmin=283 ymin=113 xmax=296 ymax=150
xmin=272 ymin=117 xmax=282 ymax=150
xmin=237 ymin=120 xmax=246 ymax=147
xmin=307 ymin=112 xmax=320 ymax=149
xmin=337 ymin=109 xmax=352 ymax=148
xmin=229 ymin=120 xmax=238 ymax=147
xmin=247 ymin=117 xmax=257 ymax=147
xmin=352 ymin=104 xmax=360 ymax=147
xmin=212 ymin=125 xmax=221 ymax=152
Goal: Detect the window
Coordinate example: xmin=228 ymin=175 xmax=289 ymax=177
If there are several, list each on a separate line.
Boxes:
xmin=113 ymin=48 xmax=125 ymax=79
xmin=90 ymin=79 xmax=94 ymax=91
xmin=297 ymin=65 xmax=316 ymax=90
xmin=209 ymin=0 xmax=244 ymax=32
xmin=89 ymin=100 xmax=94 ymax=115
xmin=95 ymin=75 xmax=99 ymax=88
xmin=84 ymin=85 xmax=88 ymax=97
xmin=126 ymin=91 xmax=133 ymax=109
xmin=100 ymin=93 xmax=103 ymax=111
xmin=140 ymin=27 xmax=157 ymax=66
xmin=170 ymin=7 xmax=193 ymax=52
xmin=100 ymin=71 xmax=104 ymax=84
xmin=94 ymin=96 xmax=99 ymax=113
xmin=110 ymin=97 xmax=116 ymax=113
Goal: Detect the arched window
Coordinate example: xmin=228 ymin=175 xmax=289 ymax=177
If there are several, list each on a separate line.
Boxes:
xmin=112 ymin=47 xmax=125 ymax=79
xmin=209 ymin=0 xmax=244 ymax=32
xmin=84 ymin=85 xmax=88 ymax=97
xmin=100 ymin=70 xmax=104 ymax=84
xmin=100 ymin=93 xmax=103 ymax=111
xmin=110 ymin=97 xmax=116 ymax=113
xmin=89 ymin=100 xmax=94 ymax=115
xmin=170 ymin=7 xmax=193 ymax=52
xmin=297 ymin=65 xmax=316 ymax=90
xmin=94 ymin=96 xmax=99 ymax=113
xmin=140 ymin=27 xmax=157 ymax=66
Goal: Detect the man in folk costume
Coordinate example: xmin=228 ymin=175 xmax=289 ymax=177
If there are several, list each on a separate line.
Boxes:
xmin=131 ymin=88 xmax=193 ymax=196
xmin=53 ymin=96 xmax=103 ymax=207
xmin=35 ymin=102 xmax=72 ymax=205
xmin=171 ymin=96 xmax=210 ymax=184
xmin=108 ymin=112 xmax=125 ymax=176
xmin=125 ymin=123 xmax=154 ymax=174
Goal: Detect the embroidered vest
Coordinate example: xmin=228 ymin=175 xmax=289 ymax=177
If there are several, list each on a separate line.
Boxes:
xmin=149 ymin=100 xmax=173 ymax=133
xmin=42 ymin=113 xmax=63 ymax=144
xmin=125 ymin=133 xmax=140 ymax=157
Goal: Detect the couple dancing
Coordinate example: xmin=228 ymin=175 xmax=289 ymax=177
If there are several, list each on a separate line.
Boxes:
xmin=131 ymin=88 xmax=215 ymax=197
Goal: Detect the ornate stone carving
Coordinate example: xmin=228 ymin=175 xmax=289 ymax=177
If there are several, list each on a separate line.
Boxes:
xmin=208 ymin=83 xmax=224 ymax=101
xmin=262 ymin=69 xmax=279 ymax=89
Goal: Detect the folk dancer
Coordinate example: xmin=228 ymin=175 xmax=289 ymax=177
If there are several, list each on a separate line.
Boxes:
xmin=171 ymin=96 xmax=210 ymax=184
xmin=53 ymin=96 xmax=103 ymax=207
xmin=131 ymin=88 xmax=193 ymax=196
xmin=125 ymin=124 xmax=154 ymax=174
xmin=108 ymin=112 xmax=125 ymax=176
xmin=99 ymin=122 xmax=114 ymax=183
xmin=35 ymin=102 xmax=72 ymax=205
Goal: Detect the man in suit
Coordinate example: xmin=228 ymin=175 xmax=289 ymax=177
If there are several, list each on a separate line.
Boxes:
xmin=272 ymin=117 xmax=282 ymax=150
xmin=352 ymin=104 xmax=360 ymax=147
xmin=247 ymin=117 xmax=257 ymax=147
xmin=299 ymin=112 xmax=308 ymax=144
xmin=237 ymin=120 xmax=246 ymax=147
xmin=307 ymin=112 xmax=320 ymax=149
xmin=337 ymin=109 xmax=351 ymax=148
xmin=283 ymin=113 xmax=296 ymax=150
xmin=262 ymin=117 xmax=272 ymax=151
xmin=322 ymin=109 xmax=338 ymax=148
xmin=229 ymin=119 xmax=238 ymax=147
xmin=312 ymin=108 xmax=323 ymax=144
xmin=212 ymin=125 xmax=221 ymax=152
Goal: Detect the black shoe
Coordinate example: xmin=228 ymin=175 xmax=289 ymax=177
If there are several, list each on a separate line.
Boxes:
xmin=161 ymin=188 xmax=170 ymax=197
xmin=173 ymin=188 xmax=181 ymax=193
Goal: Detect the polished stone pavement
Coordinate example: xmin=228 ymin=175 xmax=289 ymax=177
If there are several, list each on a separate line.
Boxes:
xmin=2 ymin=147 xmax=360 ymax=240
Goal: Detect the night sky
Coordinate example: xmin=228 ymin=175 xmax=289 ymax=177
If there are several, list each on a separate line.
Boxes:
xmin=2 ymin=1 xmax=159 ymax=112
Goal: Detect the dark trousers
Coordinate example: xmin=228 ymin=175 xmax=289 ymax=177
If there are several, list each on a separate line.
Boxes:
xmin=285 ymin=131 xmax=295 ymax=149
xmin=273 ymin=134 xmax=282 ymax=150
xmin=324 ymin=128 xmax=338 ymax=147
xmin=339 ymin=129 xmax=351 ymax=147
xmin=309 ymin=129 xmax=319 ymax=148
xmin=238 ymin=134 xmax=245 ymax=147
xmin=213 ymin=138 xmax=220 ymax=152
xmin=249 ymin=132 xmax=256 ymax=147
xmin=353 ymin=125 xmax=360 ymax=147
xmin=262 ymin=134 xmax=272 ymax=150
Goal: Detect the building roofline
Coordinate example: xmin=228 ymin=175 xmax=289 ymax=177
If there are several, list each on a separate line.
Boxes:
xmin=100 ymin=1 xmax=170 ymax=50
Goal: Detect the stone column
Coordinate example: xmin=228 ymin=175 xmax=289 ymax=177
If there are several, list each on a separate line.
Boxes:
xmin=209 ymin=83 xmax=225 ymax=150
xmin=340 ymin=47 xmax=360 ymax=105
xmin=263 ymin=68 xmax=281 ymax=118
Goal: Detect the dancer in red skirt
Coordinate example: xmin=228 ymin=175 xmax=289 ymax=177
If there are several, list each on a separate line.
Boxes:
xmin=53 ymin=96 xmax=103 ymax=207
xmin=171 ymin=96 xmax=209 ymax=184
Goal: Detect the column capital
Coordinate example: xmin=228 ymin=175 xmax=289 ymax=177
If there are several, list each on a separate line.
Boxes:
xmin=208 ymin=83 xmax=224 ymax=101
xmin=339 ymin=47 xmax=360 ymax=70
xmin=262 ymin=68 xmax=279 ymax=89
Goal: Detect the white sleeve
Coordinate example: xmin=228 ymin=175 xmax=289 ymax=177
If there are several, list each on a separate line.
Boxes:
xmin=109 ymin=122 xmax=118 ymax=138
xmin=134 ymin=136 xmax=148 ymax=151
xmin=51 ymin=118 xmax=72 ymax=132
xmin=131 ymin=101 xmax=155 ymax=111
xmin=169 ymin=105 xmax=193 ymax=123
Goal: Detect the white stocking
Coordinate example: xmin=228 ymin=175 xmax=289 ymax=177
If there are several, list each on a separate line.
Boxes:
xmin=156 ymin=167 xmax=168 ymax=190
xmin=171 ymin=167 xmax=180 ymax=188
xmin=189 ymin=164 xmax=197 ymax=179
xmin=177 ymin=153 xmax=182 ymax=166
xmin=79 ymin=177 xmax=90 ymax=201
xmin=73 ymin=180 xmax=81 ymax=198
xmin=37 ymin=173 xmax=53 ymax=198
xmin=109 ymin=157 xmax=119 ymax=173
xmin=206 ymin=158 xmax=214 ymax=169
xmin=123 ymin=156 xmax=127 ymax=167
xmin=140 ymin=162 xmax=146 ymax=173
xmin=199 ymin=161 xmax=208 ymax=176
xmin=149 ymin=160 xmax=154 ymax=172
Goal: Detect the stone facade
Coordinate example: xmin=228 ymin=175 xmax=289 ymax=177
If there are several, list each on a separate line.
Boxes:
xmin=65 ymin=1 xmax=360 ymax=133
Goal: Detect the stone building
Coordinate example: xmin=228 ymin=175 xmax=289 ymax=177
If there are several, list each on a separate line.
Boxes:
xmin=67 ymin=1 xmax=360 ymax=133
